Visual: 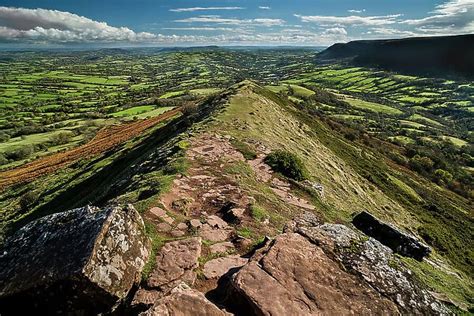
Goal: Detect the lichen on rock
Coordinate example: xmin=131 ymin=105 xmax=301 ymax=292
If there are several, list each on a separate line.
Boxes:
xmin=0 ymin=204 xmax=150 ymax=315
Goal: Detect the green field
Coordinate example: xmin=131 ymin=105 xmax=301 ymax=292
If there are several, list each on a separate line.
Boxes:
xmin=111 ymin=105 xmax=155 ymax=117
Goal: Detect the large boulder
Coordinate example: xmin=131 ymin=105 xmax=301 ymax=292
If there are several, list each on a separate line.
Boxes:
xmin=352 ymin=211 xmax=431 ymax=260
xmin=0 ymin=204 xmax=150 ymax=315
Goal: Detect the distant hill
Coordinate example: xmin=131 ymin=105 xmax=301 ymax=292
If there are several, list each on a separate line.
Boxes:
xmin=317 ymin=34 xmax=474 ymax=79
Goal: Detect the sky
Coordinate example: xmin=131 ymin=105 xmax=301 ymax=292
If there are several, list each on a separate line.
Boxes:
xmin=0 ymin=0 xmax=473 ymax=47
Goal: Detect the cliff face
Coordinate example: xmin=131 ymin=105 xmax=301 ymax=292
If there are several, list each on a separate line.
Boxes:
xmin=318 ymin=34 xmax=474 ymax=79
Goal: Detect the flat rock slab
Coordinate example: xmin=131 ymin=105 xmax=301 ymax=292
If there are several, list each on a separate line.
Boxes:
xmin=200 ymin=224 xmax=233 ymax=242
xmin=149 ymin=207 xmax=174 ymax=225
xmin=141 ymin=283 xmax=227 ymax=316
xmin=156 ymin=222 xmax=172 ymax=233
xmin=147 ymin=237 xmax=201 ymax=292
xmin=189 ymin=219 xmax=203 ymax=229
xmin=203 ymin=255 xmax=248 ymax=279
xmin=207 ymin=215 xmax=228 ymax=229
xmin=0 ymin=204 xmax=150 ymax=315
xmin=210 ymin=242 xmax=235 ymax=254
xmin=132 ymin=289 xmax=162 ymax=309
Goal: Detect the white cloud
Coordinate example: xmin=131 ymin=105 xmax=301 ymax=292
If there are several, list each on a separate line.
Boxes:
xmin=369 ymin=27 xmax=417 ymax=37
xmin=348 ymin=9 xmax=366 ymax=14
xmin=174 ymin=15 xmax=285 ymax=27
xmin=0 ymin=6 xmax=155 ymax=42
xmin=402 ymin=0 xmax=474 ymax=34
xmin=295 ymin=14 xmax=402 ymax=26
xmin=163 ymin=27 xmax=236 ymax=32
xmin=259 ymin=6 xmax=271 ymax=10
xmin=323 ymin=27 xmax=348 ymax=35
xmin=170 ymin=7 xmax=244 ymax=13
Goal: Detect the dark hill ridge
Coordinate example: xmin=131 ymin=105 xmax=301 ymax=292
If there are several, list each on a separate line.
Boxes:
xmin=317 ymin=34 xmax=474 ymax=79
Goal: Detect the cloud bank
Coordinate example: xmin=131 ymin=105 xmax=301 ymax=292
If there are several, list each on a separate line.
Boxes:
xmin=0 ymin=6 xmax=156 ymax=42
xmin=0 ymin=0 xmax=472 ymax=46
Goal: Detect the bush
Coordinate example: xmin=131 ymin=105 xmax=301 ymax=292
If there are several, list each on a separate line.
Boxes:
xmin=5 ymin=145 xmax=35 ymax=161
xmin=0 ymin=153 xmax=8 ymax=166
xmin=434 ymin=169 xmax=453 ymax=184
xmin=264 ymin=150 xmax=309 ymax=181
xmin=19 ymin=191 xmax=39 ymax=211
xmin=409 ymin=155 xmax=434 ymax=172
xmin=182 ymin=103 xmax=198 ymax=116
xmin=49 ymin=132 xmax=73 ymax=146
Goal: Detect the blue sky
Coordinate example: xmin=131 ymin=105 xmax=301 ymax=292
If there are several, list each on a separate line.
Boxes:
xmin=0 ymin=0 xmax=473 ymax=46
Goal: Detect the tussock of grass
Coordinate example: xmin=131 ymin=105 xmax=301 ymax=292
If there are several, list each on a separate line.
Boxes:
xmin=250 ymin=204 xmax=268 ymax=222
xmin=231 ymin=139 xmax=257 ymax=160
xmin=141 ymin=221 xmax=167 ymax=282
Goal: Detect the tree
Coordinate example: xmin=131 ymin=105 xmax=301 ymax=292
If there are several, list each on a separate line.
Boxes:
xmin=409 ymin=155 xmax=434 ymax=172
xmin=434 ymin=169 xmax=453 ymax=184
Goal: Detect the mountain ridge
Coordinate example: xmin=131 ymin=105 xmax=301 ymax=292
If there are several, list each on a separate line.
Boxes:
xmin=317 ymin=34 xmax=474 ymax=79
xmin=0 ymin=81 xmax=472 ymax=313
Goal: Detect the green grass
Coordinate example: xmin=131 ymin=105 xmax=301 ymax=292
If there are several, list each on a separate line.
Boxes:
xmin=141 ymin=221 xmax=167 ymax=282
xmin=408 ymin=114 xmax=443 ymax=127
xmin=249 ymin=204 xmax=268 ymax=222
xmin=111 ymin=105 xmax=155 ymax=117
xmin=344 ymin=96 xmax=403 ymax=115
xmin=289 ymin=84 xmax=315 ymax=97
xmin=190 ymin=88 xmax=222 ymax=95
xmin=400 ymin=120 xmax=425 ymax=129
xmin=332 ymin=114 xmax=364 ymax=120
xmin=402 ymin=257 xmax=474 ymax=311
xmin=159 ymin=90 xmax=185 ymax=99
xmin=265 ymin=84 xmax=315 ymax=98
xmin=388 ymin=136 xmax=415 ymax=145
xmin=439 ymin=136 xmax=468 ymax=147
xmin=388 ymin=175 xmax=423 ymax=202
xmin=231 ymin=139 xmax=257 ymax=160
xmin=398 ymin=96 xmax=432 ymax=104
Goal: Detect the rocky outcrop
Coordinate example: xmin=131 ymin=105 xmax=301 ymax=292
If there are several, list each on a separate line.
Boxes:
xmin=0 ymin=204 xmax=150 ymax=315
xmin=224 ymin=212 xmax=449 ymax=315
xmin=229 ymin=233 xmax=399 ymax=315
xmin=141 ymin=283 xmax=227 ymax=316
xmin=294 ymin=213 xmax=448 ymax=314
xmin=352 ymin=211 xmax=431 ymax=260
